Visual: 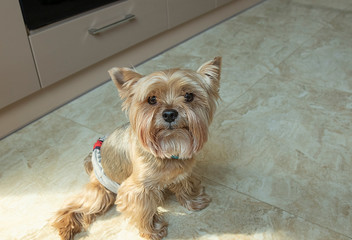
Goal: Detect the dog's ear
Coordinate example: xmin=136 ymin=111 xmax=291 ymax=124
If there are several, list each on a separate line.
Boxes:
xmin=108 ymin=67 xmax=142 ymax=99
xmin=197 ymin=56 xmax=221 ymax=90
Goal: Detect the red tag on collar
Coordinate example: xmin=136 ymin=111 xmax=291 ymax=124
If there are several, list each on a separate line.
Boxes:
xmin=93 ymin=139 xmax=104 ymax=150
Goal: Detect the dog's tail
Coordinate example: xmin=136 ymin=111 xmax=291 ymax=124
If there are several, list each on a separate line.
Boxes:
xmin=51 ymin=162 xmax=116 ymax=240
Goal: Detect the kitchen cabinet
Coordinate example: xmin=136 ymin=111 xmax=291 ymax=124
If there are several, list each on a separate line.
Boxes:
xmin=29 ymin=0 xmax=168 ymax=87
xmin=0 ymin=0 xmax=40 ymax=109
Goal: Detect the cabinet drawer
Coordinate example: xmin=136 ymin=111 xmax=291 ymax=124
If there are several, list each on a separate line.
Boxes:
xmin=29 ymin=0 xmax=167 ymax=87
xmin=167 ymin=0 xmax=215 ymax=28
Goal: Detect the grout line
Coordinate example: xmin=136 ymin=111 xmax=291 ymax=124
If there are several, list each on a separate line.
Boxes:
xmin=214 ymin=72 xmax=268 ymax=117
xmin=202 ymin=176 xmax=352 ymax=239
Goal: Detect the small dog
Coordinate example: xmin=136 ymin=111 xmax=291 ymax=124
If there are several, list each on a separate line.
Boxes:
xmin=52 ymin=57 xmax=222 ymax=240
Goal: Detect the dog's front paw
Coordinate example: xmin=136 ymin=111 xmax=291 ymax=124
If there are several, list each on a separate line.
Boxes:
xmin=140 ymin=215 xmax=168 ymax=240
xmin=184 ymin=187 xmax=212 ymax=211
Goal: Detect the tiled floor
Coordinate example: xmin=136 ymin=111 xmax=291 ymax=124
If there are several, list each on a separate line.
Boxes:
xmin=1 ymin=0 xmax=352 ymax=239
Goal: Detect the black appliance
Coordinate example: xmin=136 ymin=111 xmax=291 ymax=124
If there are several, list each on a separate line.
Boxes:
xmin=19 ymin=0 xmax=122 ymax=31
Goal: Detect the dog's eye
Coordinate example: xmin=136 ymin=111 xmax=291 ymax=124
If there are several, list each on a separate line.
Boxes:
xmin=148 ymin=96 xmax=157 ymax=105
xmin=184 ymin=93 xmax=194 ymax=102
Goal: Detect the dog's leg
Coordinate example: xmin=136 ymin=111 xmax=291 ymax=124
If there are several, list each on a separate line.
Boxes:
xmin=116 ymin=177 xmax=168 ymax=240
xmin=169 ymin=174 xmax=211 ymax=211
xmin=51 ymin=172 xmax=116 ymax=240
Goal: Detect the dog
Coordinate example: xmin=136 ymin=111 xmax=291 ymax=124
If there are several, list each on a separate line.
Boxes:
xmin=52 ymin=57 xmax=222 ymax=240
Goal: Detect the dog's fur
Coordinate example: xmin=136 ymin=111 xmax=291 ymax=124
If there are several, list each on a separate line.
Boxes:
xmin=52 ymin=57 xmax=222 ymax=240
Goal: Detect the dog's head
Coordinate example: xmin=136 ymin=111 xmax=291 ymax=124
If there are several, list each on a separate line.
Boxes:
xmin=108 ymin=57 xmax=221 ymax=159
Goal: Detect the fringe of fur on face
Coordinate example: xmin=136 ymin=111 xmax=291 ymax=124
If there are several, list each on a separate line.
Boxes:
xmin=118 ymin=65 xmax=221 ymax=160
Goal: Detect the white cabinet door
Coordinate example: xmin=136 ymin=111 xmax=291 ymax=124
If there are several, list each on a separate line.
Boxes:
xmin=0 ymin=0 xmax=40 ymax=109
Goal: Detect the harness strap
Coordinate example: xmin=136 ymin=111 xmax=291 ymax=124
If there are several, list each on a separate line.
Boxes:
xmin=91 ymin=137 xmax=120 ymax=194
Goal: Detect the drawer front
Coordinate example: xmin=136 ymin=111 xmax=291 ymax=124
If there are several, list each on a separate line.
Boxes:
xmin=167 ymin=0 xmax=215 ymax=28
xmin=29 ymin=0 xmax=168 ymax=87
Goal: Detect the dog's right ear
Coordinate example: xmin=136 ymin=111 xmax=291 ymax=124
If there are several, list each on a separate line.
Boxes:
xmin=108 ymin=67 xmax=142 ymax=99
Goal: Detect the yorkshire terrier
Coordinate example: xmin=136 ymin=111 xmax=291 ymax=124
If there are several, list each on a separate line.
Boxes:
xmin=52 ymin=57 xmax=222 ymax=240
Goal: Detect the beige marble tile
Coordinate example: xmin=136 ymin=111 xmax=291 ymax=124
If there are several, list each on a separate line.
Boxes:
xmin=242 ymin=0 xmax=340 ymax=27
xmin=328 ymin=12 xmax=352 ymax=35
xmin=173 ymin=0 xmax=339 ymax=58
xmin=20 ymin=179 xmax=351 ymax=240
xmin=0 ymin=113 xmax=100 ymax=239
xmin=54 ymin=81 xmax=128 ymax=135
xmin=198 ymin=73 xmax=352 ymax=237
xmin=292 ymin=0 xmax=352 ymax=11
xmin=221 ymin=0 xmax=340 ymax=57
xmin=166 ymin=180 xmax=351 ymax=240
xmin=276 ymin=24 xmax=352 ymax=92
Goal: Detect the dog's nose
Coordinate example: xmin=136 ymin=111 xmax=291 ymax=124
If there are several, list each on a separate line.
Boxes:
xmin=162 ymin=109 xmax=178 ymax=123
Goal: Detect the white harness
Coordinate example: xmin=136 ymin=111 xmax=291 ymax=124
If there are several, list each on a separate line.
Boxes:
xmin=91 ymin=137 xmax=120 ymax=194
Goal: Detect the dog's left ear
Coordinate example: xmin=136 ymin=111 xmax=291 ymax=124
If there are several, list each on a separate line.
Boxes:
xmin=108 ymin=67 xmax=142 ymax=99
xmin=197 ymin=56 xmax=221 ymax=90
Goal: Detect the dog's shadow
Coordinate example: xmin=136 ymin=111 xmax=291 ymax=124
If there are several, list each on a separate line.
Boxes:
xmin=161 ymin=181 xmax=283 ymax=240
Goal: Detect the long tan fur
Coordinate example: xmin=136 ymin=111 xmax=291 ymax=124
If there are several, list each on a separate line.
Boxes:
xmin=52 ymin=167 xmax=115 ymax=240
xmin=52 ymin=57 xmax=221 ymax=240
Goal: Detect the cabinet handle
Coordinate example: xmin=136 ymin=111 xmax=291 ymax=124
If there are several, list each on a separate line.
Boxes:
xmin=88 ymin=14 xmax=136 ymax=35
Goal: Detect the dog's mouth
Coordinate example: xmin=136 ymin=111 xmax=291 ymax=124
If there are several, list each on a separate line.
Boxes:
xmin=154 ymin=124 xmax=190 ymax=137
xmin=167 ymin=124 xmax=183 ymax=130
xmin=153 ymin=125 xmax=194 ymax=160
xmin=166 ymin=124 xmax=189 ymax=131
xmin=154 ymin=120 xmax=189 ymax=131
